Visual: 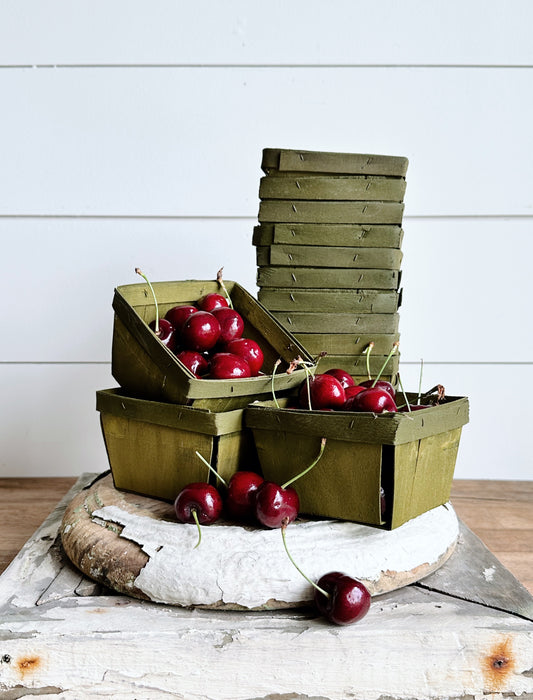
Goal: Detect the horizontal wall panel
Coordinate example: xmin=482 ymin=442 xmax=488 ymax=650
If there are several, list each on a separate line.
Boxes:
xmin=397 ymin=363 xmax=533 ymax=482
xmin=1 ymin=68 xmax=532 ymax=217
xmin=1 ymin=362 xmax=531 ymax=479
xmin=0 ymin=363 xmax=113 ymax=478
xmin=1 ymin=1 xmax=532 ymax=66
xmin=1 ymin=218 xmax=257 ymax=362
xmin=2 ymin=217 xmax=531 ymax=363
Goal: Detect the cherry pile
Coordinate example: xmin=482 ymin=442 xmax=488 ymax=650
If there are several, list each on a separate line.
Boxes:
xmin=293 ymin=342 xmax=429 ymax=414
xmin=136 ymin=269 xmax=264 ymax=379
xmin=173 ymin=444 xmax=371 ymax=626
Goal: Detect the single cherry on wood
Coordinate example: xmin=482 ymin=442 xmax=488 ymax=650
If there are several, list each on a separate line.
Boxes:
xmin=173 ymin=482 xmax=223 ymax=548
xmin=314 ymin=571 xmax=371 ymax=625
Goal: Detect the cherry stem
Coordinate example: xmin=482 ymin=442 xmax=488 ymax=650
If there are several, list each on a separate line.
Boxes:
xmin=417 ymin=358 xmax=424 ymax=405
xmin=371 ymin=341 xmax=399 ymax=388
xmin=281 ymin=520 xmax=329 ymax=599
xmin=191 ymin=508 xmax=202 ymax=549
xmin=397 ymin=373 xmax=411 ymax=413
xmin=364 ymin=342 xmax=375 ymax=380
xmin=281 ymin=437 xmax=327 ymax=490
xmin=271 ymin=358 xmax=281 ymax=409
xmin=311 ymin=351 xmax=327 ymax=376
xmin=216 ymin=267 xmax=234 ymax=309
xmin=135 ymin=267 xmax=159 ymax=335
xmin=195 ymin=451 xmax=228 ymax=488
xmin=302 ymin=361 xmax=313 ymax=410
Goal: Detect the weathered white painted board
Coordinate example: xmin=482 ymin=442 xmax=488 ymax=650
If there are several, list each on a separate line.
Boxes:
xmin=1 ymin=68 xmax=532 ymax=216
xmin=1 ymin=1 xmax=532 ymax=66
xmin=2 ymin=217 xmax=533 ymax=364
xmin=0 ymin=476 xmax=532 ymax=700
xmin=1 ymin=363 xmax=533 ymax=480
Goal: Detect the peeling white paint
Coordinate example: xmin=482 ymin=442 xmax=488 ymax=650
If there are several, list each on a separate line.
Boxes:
xmin=91 ymin=503 xmax=459 ymax=608
xmin=483 ymin=565 xmax=496 ymax=582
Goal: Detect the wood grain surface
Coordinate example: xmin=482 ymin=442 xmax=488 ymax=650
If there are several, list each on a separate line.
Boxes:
xmin=1 ymin=477 xmax=531 ymax=594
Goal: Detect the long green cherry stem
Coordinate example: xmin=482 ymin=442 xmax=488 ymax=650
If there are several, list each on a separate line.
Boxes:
xmin=371 ymin=341 xmax=399 ymax=388
xmin=271 ymin=358 xmax=281 ymax=409
xmin=281 ymin=518 xmax=329 ymax=599
xmin=281 ymin=437 xmax=326 ymax=490
xmin=397 ymin=373 xmax=411 ymax=413
xmin=365 ymin=341 xmax=375 ymax=380
xmin=417 ymin=358 xmax=424 ymax=405
xmin=216 ymin=267 xmax=234 ymax=309
xmin=135 ymin=267 xmax=160 ymax=335
xmin=195 ymin=451 xmax=228 ymax=488
xmin=192 ymin=509 xmax=202 ymax=549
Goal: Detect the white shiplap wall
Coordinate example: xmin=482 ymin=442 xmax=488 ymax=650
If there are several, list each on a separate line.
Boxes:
xmin=1 ymin=1 xmax=532 ymax=479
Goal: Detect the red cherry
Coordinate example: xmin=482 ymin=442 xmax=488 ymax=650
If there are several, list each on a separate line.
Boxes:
xmin=149 ymin=318 xmax=175 ymax=349
xmin=314 ymin=572 xmax=371 ymax=625
xmin=225 ymin=471 xmax=265 ymax=521
xmin=198 ymin=293 xmax=229 ymax=312
xmin=343 ymin=384 xmax=366 ymax=406
xmin=349 ymin=387 xmax=397 ymax=413
xmin=165 ymin=304 xmax=197 ymax=330
xmin=358 ymin=379 xmax=396 ymax=399
xmin=225 ymin=337 xmax=264 ymax=376
xmin=298 ymin=374 xmax=346 ymax=410
xmin=211 ymin=307 xmax=245 ymax=344
xmin=174 ymin=483 xmax=223 ymax=525
xmin=180 ymin=311 xmax=221 ymax=352
xmin=176 ymin=350 xmax=209 ymax=377
xmin=324 ymin=368 xmax=355 ymax=390
xmin=209 ymin=352 xmax=251 ymax=379
xmin=255 ymin=481 xmax=300 ymax=529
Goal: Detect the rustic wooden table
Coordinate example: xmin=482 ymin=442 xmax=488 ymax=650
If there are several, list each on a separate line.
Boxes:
xmin=2 ymin=477 xmax=531 ymax=593
xmin=0 ymin=475 xmax=532 ymax=699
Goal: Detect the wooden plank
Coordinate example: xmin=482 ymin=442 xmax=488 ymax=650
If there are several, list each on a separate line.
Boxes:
xmin=1 ymin=2 xmax=532 ymax=66
xmin=0 ymin=475 xmax=532 ymax=699
xmin=2 ymin=69 xmax=533 ymax=216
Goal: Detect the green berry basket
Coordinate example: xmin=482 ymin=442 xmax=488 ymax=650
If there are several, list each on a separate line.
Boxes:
xmin=255 ymin=245 xmax=403 ymax=270
xmin=245 ymin=393 xmax=469 ymax=530
xmin=261 ymin=148 xmax=409 ymax=177
xmin=257 ymin=288 xmax=401 ymax=314
xmin=258 ymin=200 xmax=404 ymax=225
xmin=258 ymin=175 xmax=406 ymax=202
xmin=253 ymin=224 xmax=404 ymax=249
xmin=111 ymin=279 xmax=313 ymax=411
xmin=257 ymin=267 xmax=401 ymax=290
xmin=97 ymin=389 xmax=260 ymax=501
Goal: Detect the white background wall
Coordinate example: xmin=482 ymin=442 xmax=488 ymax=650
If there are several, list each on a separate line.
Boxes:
xmin=1 ymin=1 xmax=532 ymax=479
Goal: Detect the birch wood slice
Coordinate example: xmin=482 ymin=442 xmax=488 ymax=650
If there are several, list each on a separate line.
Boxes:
xmin=60 ymin=474 xmax=458 ymax=610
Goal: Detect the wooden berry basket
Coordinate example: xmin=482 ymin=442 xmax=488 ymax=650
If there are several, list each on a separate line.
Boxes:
xmin=97 ymin=389 xmax=260 ymax=501
xmin=245 ymin=394 xmax=469 ymax=530
xmin=257 ymin=267 xmax=401 ymax=290
xmin=258 ymin=175 xmax=406 ymax=202
xmin=261 ymin=148 xmax=409 ymax=177
xmin=258 ymin=200 xmax=405 ymax=225
xmin=272 ymin=311 xmax=400 ymax=334
xmin=255 ymin=245 xmax=403 ymax=270
xmin=111 ymin=279 xmax=313 ymax=410
xmin=257 ymin=288 xmax=401 ymax=314
xmin=253 ymin=224 xmax=404 ymax=249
